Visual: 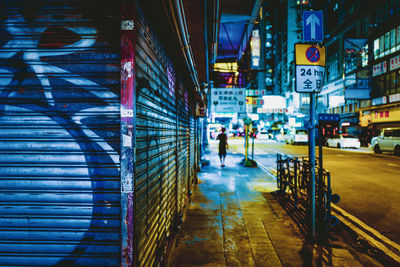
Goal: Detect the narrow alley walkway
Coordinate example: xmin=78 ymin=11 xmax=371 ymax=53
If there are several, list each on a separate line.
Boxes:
xmin=168 ymin=141 xmax=384 ymax=266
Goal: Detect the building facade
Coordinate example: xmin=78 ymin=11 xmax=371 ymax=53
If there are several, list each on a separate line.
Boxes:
xmin=316 ymin=0 xmax=400 ymax=142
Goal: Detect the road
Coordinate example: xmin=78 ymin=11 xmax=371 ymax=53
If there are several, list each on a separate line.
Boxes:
xmin=222 ymin=138 xmax=400 ymax=245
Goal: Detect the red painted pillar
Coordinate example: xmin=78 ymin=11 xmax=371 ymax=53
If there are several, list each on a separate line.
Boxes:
xmin=120 ymin=0 xmax=136 ymax=266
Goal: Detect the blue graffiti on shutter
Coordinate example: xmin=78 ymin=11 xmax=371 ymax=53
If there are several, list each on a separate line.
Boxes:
xmin=0 ymin=4 xmax=120 ymax=266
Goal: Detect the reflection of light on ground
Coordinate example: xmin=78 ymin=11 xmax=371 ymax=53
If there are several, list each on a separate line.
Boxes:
xmin=200 ymin=172 xmax=249 ymax=193
xmin=250 ymin=181 xmax=276 ymax=193
xmin=228 ymin=175 xmax=235 ymax=191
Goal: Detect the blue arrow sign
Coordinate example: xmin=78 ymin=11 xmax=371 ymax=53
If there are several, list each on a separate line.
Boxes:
xmin=303 ymin=11 xmax=324 ymax=42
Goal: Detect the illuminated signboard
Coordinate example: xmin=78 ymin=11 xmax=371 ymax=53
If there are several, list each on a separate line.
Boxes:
xmin=211 ymin=87 xmax=246 ymax=113
xmin=373 ymin=61 xmax=387 ymax=77
xmin=251 ymin=29 xmax=260 ymax=69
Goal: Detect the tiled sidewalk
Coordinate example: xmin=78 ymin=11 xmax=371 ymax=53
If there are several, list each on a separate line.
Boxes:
xmin=168 ymin=144 xmax=383 ymax=266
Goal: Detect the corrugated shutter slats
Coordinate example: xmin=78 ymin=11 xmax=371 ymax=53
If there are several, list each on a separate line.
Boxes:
xmin=135 ymin=10 xmax=180 ymax=266
xmin=0 ymin=1 xmax=120 ymax=266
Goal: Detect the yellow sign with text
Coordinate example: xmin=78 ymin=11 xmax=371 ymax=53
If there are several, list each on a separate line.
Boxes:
xmin=295 ymin=43 xmax=325 ymax=66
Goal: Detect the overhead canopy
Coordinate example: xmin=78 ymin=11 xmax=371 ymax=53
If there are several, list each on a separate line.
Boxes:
xmin=217 ymin=0 xmax=261 ymax=62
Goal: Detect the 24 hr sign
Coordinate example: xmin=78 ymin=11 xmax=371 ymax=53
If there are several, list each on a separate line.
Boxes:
xmin=295 ymin=65 xmax=325 ymax=93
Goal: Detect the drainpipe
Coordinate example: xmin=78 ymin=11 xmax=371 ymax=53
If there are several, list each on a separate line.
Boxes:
xmin=258 ymin=3 xmax=267 ymax=92
xmin=202 ymin=0 xmax=209 ymax=161
xmin=205 ymin=0 xmax=210 ymax=87
xmin=212 ymin=0 xmax=220 ymax=64
xmin=171 ymin=0 xmax=201 ymax=93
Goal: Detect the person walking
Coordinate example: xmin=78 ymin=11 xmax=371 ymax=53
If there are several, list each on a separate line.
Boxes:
xmin=217 ymin=127 xmax=228 ymax=167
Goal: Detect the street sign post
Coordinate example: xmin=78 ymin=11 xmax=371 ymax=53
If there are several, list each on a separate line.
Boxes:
xmin=303 ymin=11 xmax=324 ymax=42
xmin=295 ymin=42 xmax=326 ymax=239
xmin=242 ymin=117 xmax=257 ymax=167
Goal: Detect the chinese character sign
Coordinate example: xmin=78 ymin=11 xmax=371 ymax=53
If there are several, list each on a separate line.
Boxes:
xmin=373 ymin=61 xmax=387 ymax=77
xmin=390 ymin=54 xmax=400 ymax=71
xmin=210 ymin=88 xmax=246 ymax=113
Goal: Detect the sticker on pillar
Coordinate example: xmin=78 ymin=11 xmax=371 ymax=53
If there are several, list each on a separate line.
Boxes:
xmin=122 ymin=174 xmax=133 ymax=192
xmin=121 ymin=106 xmax=133 ymax=117
xmin=121 ymin=20 xmax=134 ymax=30
xmin=123 ymin=133 xmax=132 ymax=147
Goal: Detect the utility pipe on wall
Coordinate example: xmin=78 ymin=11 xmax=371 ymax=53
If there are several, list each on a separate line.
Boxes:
xmin=170 ymin=0 xmax=201 ymax=92
xmin=212 ymin=0 xmax=220 ymax=64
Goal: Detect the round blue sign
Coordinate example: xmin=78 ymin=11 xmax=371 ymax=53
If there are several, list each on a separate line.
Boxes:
xmin=305 ymin=47 xmax=320 ymax=63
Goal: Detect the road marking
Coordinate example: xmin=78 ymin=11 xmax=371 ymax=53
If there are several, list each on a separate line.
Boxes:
xmin=388 ymin=163 xmax=399 ymax=167
xmin=332 ymin=204 xmax=400 ymax=263
xmin=337 ymin=154 xmax=344 ymax=158
xmin=258 ymin=162 xmax=277 ymax=179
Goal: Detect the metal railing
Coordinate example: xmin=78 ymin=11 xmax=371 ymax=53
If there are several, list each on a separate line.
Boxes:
xmin=276 ymin=153 xmax=337 ymax=239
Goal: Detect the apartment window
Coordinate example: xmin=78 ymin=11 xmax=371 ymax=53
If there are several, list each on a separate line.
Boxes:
xmin=374 ymin=25 xmax=400 ymax=59
xmin=397 ymin=26 xmax=400 ymax=45
xmin=362 ymin=44 xmax=369 ymax=67
xmin=390 ymin=29 xmax=396 ymax=53
xmin=379 ymin=35 xmax=384 ymax=56
xmin=384 ymin=32 xmax=390 ymax=52
xmin=327 ymin=59 xmax=339 ymax=81
xmin=374 ymin=38 xmax=380 ymax=58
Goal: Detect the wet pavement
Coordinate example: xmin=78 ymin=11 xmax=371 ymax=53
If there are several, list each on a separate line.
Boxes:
xmin=167 ymin=142 xmax=385 ymax=267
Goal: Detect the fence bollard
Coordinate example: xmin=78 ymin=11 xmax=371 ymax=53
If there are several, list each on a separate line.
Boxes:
xmin=274 ymin=153 xmax=334 ymax=240
xmin=294 ymin=158 xmax=298 ymax=208
xmin=276 ymin=154 xmax=280 ymax=189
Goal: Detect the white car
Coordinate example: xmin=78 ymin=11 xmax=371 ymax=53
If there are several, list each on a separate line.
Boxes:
xmin=326 ymin=134 xmax=360 ymax=149
xmin=257 ymin=130 xmax=270 ymax=140
xmin=371 ymin=127 xmax=400 ymax=155
xmin=286 ymin=129 xmax=308 ymax=145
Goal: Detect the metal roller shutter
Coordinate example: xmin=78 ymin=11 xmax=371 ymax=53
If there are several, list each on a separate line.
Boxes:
xmin=189 ymin=116 xmax=196 ymax=185
xmin=0 ymin=1 xmax=121 ymax=266
xmin=195 ymin=118 xmax=201 ymax=173
xmin=135 ymin=9 xmax=178 ymax=267
xmin=176 ymin=86 xmax=190 ymax=215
